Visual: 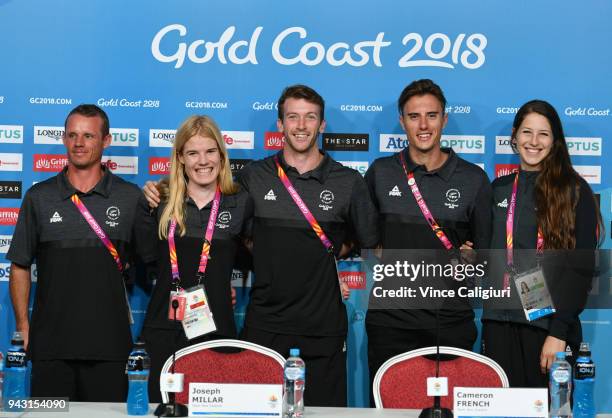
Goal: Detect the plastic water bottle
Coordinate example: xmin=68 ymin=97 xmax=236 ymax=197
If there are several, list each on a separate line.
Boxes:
xmin=283 ymin=348 xmax=305 ymax=418
xmin=126 ymin=339 xmax=150 ymax=416
xmin=3 ymin=331 xmax=28 ymax=411
xmin=550 ymin=351 xmax=572 ymax=418
xmin=573 ymin=342 xmax=595 ymax=418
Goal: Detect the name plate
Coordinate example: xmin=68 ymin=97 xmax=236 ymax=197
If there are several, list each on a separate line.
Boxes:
xmin=454 ymin=387 xmax=548 ymax=418
xmin=189 ymin=382 xmax=282 ymax=417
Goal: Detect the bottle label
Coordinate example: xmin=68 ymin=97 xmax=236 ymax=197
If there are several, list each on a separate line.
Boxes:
xmin=127 ymin=354 xmax=150 ymax=372
xmin=284 ymin=366 xmax=304 ymax=380
xmin=575 ymin=362 xmax=595 ymax=379
xmin=552 ymin=368 xmax=570 ymax=383
xmin=5 ymin=351 xmax=26 ymax=368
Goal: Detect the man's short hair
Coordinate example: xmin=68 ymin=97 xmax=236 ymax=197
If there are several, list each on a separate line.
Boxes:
xmin=64 ymin=104 xmax=110 ymax=137
xmin=277 ymin=84 xmax=325 ymax=121
xmin=397 ymin=79 xmax=447 ymax=115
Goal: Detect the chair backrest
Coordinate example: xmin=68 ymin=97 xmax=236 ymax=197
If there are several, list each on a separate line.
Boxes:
xmin=373 ymin=346 xmax=509 ymax=409
xmin=160 ymin=339 xmax=286 ymax=404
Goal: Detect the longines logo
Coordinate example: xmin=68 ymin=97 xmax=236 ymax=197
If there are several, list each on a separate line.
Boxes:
xmin=149 ymin=129 xmax=176 ymax=147
xmin=322 ymin=133 xmax=369 ymax=151
xmin=34 ymin=126 xmax=64 ymax=144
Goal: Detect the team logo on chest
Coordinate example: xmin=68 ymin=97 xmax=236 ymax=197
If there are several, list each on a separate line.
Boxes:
xmin=264 ymin=189 xmax=277 ymax=201
xmin=216 ymin=211 xmax=231 ymax=229
xmin=497 ymin=198 xmax=508 ymax=208
xmin=444 ymin=189 xmax=461 ymax=209
xmin=389 ymin=185 xmax=402 ymax=197
xmin=319 ymin=189 xmax=335 ymax=211
xmin=105 ymin=206 xmax=120 ymax=227
xmin=49 ymin=211 xmax=62 ymax=223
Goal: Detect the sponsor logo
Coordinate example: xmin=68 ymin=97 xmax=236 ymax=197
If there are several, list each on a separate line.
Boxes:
xmin=322 ymin=133 xmax=369 ymax=151
xmin=445 ymin=188 xmax=461 ymax=209
xmin=216 ymin=211 xmax=231 ymax=229
xmin=573 ymin=165 xmax=601 ymax=184
xmin=0 ymin=262 xmax=10 ymax=282
xmin=229 ymin=159 xmax=252 ymax=173
xmin=264 ymin=132 xmax=285 ymax=150
xmin=50 ymin=211 xmax=62 ymax=223
xmin=495 ymin=164 xmax=520 ymax=178
xmin=0 ymin=181 xmax=22 ymax=199
xmin=495 ymin=136 xmax=514 ymax=154
xmin=230 ymin=269 xmax=252 ymax=287
xmin=389 ymin=185 xmax=402 ymax=197
xmin=338 ymin=160 xmax=369 ymax=176
xmin=0 ymin=125 xmax=23 ymax=144
xmin=222 ymin=131 xmax=254 ymax=149
xmin=101 ymin=156 xmax=138 ymax=175
xmin=0 ymin=208 xmax=19 ymax=225
xmin=149 ymin=157 xmax=171 ymax=175
xmin=264 ymin=189 xmax=277 ymax=201
xmin=340 ymin=271 xmax=366 ymax=290
xmin=566 ymin=137 xmax=601 ymax=156
xmin=110 ymin=128 xmax=139 ymax=147
xmin=440 ymin=135 xmax=485 ymax=154
xmin=0 ymin=153 xmax=23 ymax=172
xmin=106 ymin=206 xmax=120 ymax=228
xmin=0 ymin=235 xmax=12 ymax=253
xmin=34 ymin=126 xmax=65 ymax=144
xmin=379 ymin=134 xmax=408 ymax=152
xmin=149 ymin=129 xmax=176 ymax=147
xmin=319 ymin=189 xmax=334 ymax=211
xmin=497 ymin=198 xmax=508 ymax=208
xmin=34 ymin=154 xmax=68 ymax=172
xmin=564 ymin=107 xmax=610 ymax=117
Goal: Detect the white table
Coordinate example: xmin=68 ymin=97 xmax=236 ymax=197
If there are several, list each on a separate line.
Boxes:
xmin=5 ymin=403 xmax=612 ymax=418
xmin=3 ymin=403 xmax=419 ymax=418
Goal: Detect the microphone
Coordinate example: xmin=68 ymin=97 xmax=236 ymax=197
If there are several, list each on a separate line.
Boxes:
xmin=154 ymin=298 xmax=188 ymax=417
xmin=418 ymin=302 xmax=452 ymax=418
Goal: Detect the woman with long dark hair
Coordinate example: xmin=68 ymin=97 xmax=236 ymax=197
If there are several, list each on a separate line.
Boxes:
xmin=481 ymin=100 xmax=601 ymax=387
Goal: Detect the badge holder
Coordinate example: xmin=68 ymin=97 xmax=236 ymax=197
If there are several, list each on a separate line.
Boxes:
xmin=513 ymin=267 xmax=556 ymax=321
xmin=181 ymin=281 xmax=217 ymax=340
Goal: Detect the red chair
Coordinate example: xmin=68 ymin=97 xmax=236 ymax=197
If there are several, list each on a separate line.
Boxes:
xmin=160 ymin=339 xmax=285 ymax=404
xmin=373 ymin=346 xmax=509 ymax=409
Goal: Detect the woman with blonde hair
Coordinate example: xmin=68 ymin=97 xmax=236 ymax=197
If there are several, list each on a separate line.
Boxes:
xmin=140 ymin=115 xmax=251 ymax=402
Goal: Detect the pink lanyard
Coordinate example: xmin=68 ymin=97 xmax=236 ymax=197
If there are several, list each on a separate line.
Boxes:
xmin=273 ymin=156 xmax=334 ymax=254
xmin=399 ymin=152 xmax=454 ymax=250
xmin=168 ymin=186 xmax=222 ymax=287
xmin=70 ymin=194 xmax=124 ymax=273
xmin=503 ymin=172 xmax=544 ymax=288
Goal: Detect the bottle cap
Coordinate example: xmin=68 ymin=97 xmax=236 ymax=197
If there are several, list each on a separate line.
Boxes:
xmin=578 ymin=342 xmax=591 ymax=356
xmin=11 ymin=331 xmax=24 ymax=346
xmin=289 ymin=348 xmax=300 ymax=357
xmin=555 ymin=351 xmax=566 ymax=360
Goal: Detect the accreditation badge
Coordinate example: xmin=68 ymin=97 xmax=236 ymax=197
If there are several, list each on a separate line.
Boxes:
xmin=181 ymin=284 xmax=217 ymax=339
xmin=513 ymin=267 xmax=555 ymax=321
xmin=168 ymin=289 xmax=187 ymax=321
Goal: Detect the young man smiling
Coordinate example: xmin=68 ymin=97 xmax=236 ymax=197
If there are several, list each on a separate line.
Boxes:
xmin=238 ymin=85 xmax=378 ymax=407
xmin=364 ymin=79 xmax=492 ymax=396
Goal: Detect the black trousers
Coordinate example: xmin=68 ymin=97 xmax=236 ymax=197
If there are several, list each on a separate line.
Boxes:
xmin=241 ymin=326 xmax=347 ymax=407
xmin=366 ymin=319 xmax=477 ymax=406
xmin=31 ymin=359 xmax=127 ymax=402
xmin=481 ymin=320 xmax=577 ymax=388
xmin=141 ymin=325 xmax=223 ymax=403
